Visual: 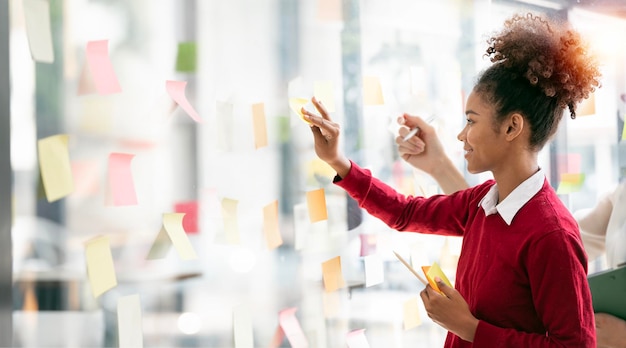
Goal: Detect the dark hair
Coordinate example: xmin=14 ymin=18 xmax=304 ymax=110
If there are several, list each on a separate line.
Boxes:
xmin=473 ymin=13 xmax=602 ymax=150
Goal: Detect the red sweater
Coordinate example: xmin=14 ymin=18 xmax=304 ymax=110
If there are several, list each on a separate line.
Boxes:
xmin=335 ymin=162 xmax=595 ymax=347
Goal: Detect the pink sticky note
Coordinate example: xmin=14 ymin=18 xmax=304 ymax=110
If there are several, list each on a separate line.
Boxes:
xmin=174 ymin=201 xmax=199 ymax=234
xmin=86 ymin=40 xmax=121 ymax=95
xmin=346 ymin=329 xmax=370 ymax=348
xmin=108 ymin=153 xmax=137 ymax=206
xmin=166 ymin=80 xmax=202 ymax=123
xmin=278 ymin=307 xmax=308 ymax=348
xmin=359 ymin=234 xmax=377 ymax=257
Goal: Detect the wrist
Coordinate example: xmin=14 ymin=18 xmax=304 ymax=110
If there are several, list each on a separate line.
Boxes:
xmin=460 ymin=317 xmax=479 ymax=342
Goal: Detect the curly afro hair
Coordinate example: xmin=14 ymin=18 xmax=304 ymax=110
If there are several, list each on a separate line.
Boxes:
xmin=473 ymin=12 xmax=602 ymax=150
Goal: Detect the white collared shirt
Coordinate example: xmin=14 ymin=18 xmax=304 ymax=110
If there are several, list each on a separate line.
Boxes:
xmin=478 ymin=168 xmax=545 ymax=225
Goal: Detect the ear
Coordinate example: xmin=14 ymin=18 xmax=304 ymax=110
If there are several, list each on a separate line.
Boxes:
xmin=503 ymin=113 xmax=524 ymax=141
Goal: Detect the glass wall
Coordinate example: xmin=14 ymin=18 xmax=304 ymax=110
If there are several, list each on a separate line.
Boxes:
xmin=6 ymin=0 xmax=625 ymax=346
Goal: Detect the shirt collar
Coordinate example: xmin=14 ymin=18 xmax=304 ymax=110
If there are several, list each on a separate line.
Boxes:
xmin=478 ymin=168 xmax=545 ymax=225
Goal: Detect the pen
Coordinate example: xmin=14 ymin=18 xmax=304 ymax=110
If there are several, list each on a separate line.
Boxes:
xmin=393 ymin=251 xmax=428 ymax=286
xmin=402 ymin=115 xmax=435 ymax=142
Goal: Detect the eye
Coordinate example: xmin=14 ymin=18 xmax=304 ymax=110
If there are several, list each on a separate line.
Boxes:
xmin=465 ymin=118 xmax=474 ymax=125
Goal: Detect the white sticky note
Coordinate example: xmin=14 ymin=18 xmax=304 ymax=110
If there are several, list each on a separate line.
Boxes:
xmin=117 ymin=294 xmax=143 ymax=348
xmin=363 ymin=254 xmax=384 ymax=287
xmin=346 ymin=328 xmax=370 ymax=348
xmin=23 ymin=0 xmax=54 ymax=63
xmin=233 ymin=304 xmax=254 ymax=348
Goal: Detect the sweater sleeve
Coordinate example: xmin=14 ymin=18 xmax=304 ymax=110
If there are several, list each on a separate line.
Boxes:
xmin=333 ymin=160 xmax=475 ymax=236
xmin=472 ymin=230 xmax=596 ymax=347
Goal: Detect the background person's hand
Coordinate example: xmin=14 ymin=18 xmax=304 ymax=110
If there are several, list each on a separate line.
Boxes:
xmin=396 ymin=114 xmax=448 ymax=176
xmin=596 ymin=312 xmax=626 ymax=348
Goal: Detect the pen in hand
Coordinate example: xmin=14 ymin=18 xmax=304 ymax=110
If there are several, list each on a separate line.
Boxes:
xmin=402 ymin=115 xmax=435 ymax=142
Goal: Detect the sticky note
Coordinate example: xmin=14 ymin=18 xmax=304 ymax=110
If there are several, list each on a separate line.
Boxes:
xmin=162 ymin=213 xmax=198 ymax=260
xmin=252 ymin=103 xmax=268 ymax=149
xmin=38 ymin=134 xmax=74 ymax=202
xmin=403 ymin=297 xmax=422 ymax=330
xmin=577 ymin=92 xmax=595 ymax=117
xmin=71 ymin=160 xmax=101 ymax=197
xmin=346 ymin=329 xmax=370 ymax=348
xmin=556 ymin=173 xmax=585 ymax=194
xmin=557 ymin=153 xmax=582 ymax=175
xmin=107 ymin=153 xmax=137 ymax=206
xmin=422 ymin=262 xmax=452 ymax=295
xmin=175 ymin=42 xmax=197 ymax=73
xmin=174 ymin=201 xmax=199 ymax=234
xmin=86 ymin=40 xmax=122 ymax=95
xmin=363 ymin=254 xmax=384 ymax=287
xmin=289 ymin=97 xmax=311 ymax=124
xmin=306 ymin=188 xmax=328 ymax=223
xmin=622 ymin=116 xmax=626 ymax=141
xmin=359 ymin=234 xmax=377 ymax=257
xmin=313 ymin=81 xmax=335 ymax=112
xmin=146 ymin=227 xmax=172 ymax=260
xmin=85 ymin=235 xmax=117 ymax=298
xmin=222 ymin=198 xmax=240 ymax=244
xmin=77 ymin=63 xmax=98 ymax=96
xmin=278 ymin=307 xmax=308 ymax=348
xmin=233 ymin=304 xmax=254 ymax=348
xmin=322 ymin=256 xmax=346 ymax=292
xmin=23 ymin=0 xmax=54 ymax=63
xmin=166 ymin=80 xmax=202 ymax=123
xmin=317 ymin=0 xmax=342 ymax=21
xmin=362 ymin=76 xmax=384 ymax=105
xmin=117 ymin=294 xmax=143 ymax=348
xmin=263 ymin=200 xmax=283 ymax=250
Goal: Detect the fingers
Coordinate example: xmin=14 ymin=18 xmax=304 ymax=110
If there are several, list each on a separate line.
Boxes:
xmin=435 ymin=278 xmax=454 ymax=299
xmin=312 ymin=96 xmax=331 ymax=121
xmin=398 ymin=114 xmax=432 ymax=132
xmin=301 ymin=107 xmax=340 ymax=141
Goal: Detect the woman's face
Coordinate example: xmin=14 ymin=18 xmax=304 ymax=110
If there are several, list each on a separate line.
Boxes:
xmin=457 ymin=90 xmax=509 ymax=174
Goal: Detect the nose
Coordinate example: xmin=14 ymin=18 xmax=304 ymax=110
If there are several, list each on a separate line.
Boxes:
xmin=457 ymin=126 xmax=467 ymax=142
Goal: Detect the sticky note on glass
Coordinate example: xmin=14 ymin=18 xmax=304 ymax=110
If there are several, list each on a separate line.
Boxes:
xmin=278 ymin=307 xmax=308 ymax=348
xmin=556 ymin=173 xmax=585 ymax=194
xmin=346 ymin=329 xmax=370 ymax=348
xmin=86 ymin=40 xmax=122 ymax=95
xmin=175 ymin=41 xmax=197 ymax=73
xmin=364 ymin=254 xmax=384 ymax=287
xmin=577 ymin=92 xmax=595 ymax=117
xmin=174 ymin=201 xmax=199 ymax=234
xmin=222 ymin=198 xmax=240 ymax=244
xmin=622 ymin=116 xmax=626 ymax=141
xmin=85 ymin=235 xmax=117 ymax=298
xmin=421 ymin=262 xmax=452 ymax=295
xmin=289 ymin=97 xmax=311 ymax=124
xmin=252 ymin=103 xmax=268 ymax=149
xmin=163 ymin=213 xmax=198 ymax=260
xmin=317 ymin=0 xmax=342 ymax=21
xmin=322 ymin=256 xmax=346 ymax=292
xmin=263 ymin=200 xmax=283 ymax=250
xmin=306 ymin=188 xmax=328 ymax=223
xmin=166 ymin=80 xmax=202 ymax=123
xmin=23 ymin=0 xmax=54 ymax=63
xmin=233 ymin=304 xmax=254 ymax=348
xmin=313 ymin=81 xmax=335 ymax=112
xmin=38 ymin=134 xmax=74 ymax=202
xmin=403 ymin=297 xmax=422 ymax=330
xmin=107 ymin=153 xmax=137 ymax=206
xmin=117 ymin=294 xmax=143 ymax=348
xmin=362 ymin=76 xmax=384 ymax=105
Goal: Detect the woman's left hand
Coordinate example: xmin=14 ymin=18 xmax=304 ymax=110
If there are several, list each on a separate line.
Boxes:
xmin=420 ymin=278 xmax=479 ymax=342
xmin=596 ymin=312 xmax=626 ymax=348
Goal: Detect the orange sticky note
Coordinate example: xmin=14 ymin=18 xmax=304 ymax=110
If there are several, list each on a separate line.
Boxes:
xmin=362 ymin=76 xmax=384 ymax=105
xmin=556 ymin=173 xmax=585 ymax=194
xmin=107 ymin=153 xmax=137 ymax=206
xmin=289 ymin=97 xmax=311 ymax=124
xmin=317 ymin=0 xmax=342 ymax=21
xmin=166 ymin=80 xmax=203 ymax=123
xmin=321 ymin=256 xmax=346 ymax=292
xmin=222 ymin=198 xmax=240 ymax=244
xmin=403 ymin=297 xmax=422 ymax=330
xmin=422 ymin=262 xmax=452 ymax=295
xmin=85 ymin=40 xmax=122 ymax=95
xmin=85 ymin=235 xmax=117 ymax=298
xmin=263 ymin=200 xmax=283 ymax=250
xmin=313 ymin=80 xmax=335 ymax=112
xmin=252 ymin=103 xmax=268 ymax=149
xmin=38 ymin=134 xmax=74 ymax=202
xmin=306 ymin=188 xmax=328 ymax=223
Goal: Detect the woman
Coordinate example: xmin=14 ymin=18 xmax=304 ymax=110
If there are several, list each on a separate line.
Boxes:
xmin=302 ymin=13 xmax=600 ymax=347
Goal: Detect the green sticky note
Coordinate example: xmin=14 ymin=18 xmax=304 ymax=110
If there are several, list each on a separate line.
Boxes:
xmin=176 ymin=42 xmax=197 ymax=73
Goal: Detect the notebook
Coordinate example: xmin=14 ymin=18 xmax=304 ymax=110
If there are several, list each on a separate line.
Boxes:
xmin=587 ymin=265 xmax=626 ymax=320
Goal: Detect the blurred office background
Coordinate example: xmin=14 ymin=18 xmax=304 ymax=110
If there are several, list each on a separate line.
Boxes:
xmin=2 ymin=0 xmax=625 ymax=347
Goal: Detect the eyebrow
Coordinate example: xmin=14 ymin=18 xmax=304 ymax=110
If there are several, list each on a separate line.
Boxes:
xmin=465 ymin=109 xmax=480 ymax=116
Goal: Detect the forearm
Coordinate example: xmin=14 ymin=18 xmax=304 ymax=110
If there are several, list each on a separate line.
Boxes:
xmin=431 ymin=157 xmax=469 ymax=194
xmin=328 ymin=156 xmax=352 ymax=179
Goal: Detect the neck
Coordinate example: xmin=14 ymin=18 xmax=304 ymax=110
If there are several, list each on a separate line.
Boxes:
xmin=492 ymin=153 xmax=539 ymax=203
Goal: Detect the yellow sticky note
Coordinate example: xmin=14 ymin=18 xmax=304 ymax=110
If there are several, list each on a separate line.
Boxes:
xmin=556 ymin=173 xmax=585 ymax=194
xmin=252 ymin=103 xmax=268 ymax=149
xmin=263 ymin=200 xmax=283 ymax=250
xmin=162 ymin=213 xmax=198 ymax=260
xmin=621 ymin=116 xmax=626 ymax=141
xmin=313 ymin=80 xmax=335 ymax=112
xmin=289 ymin=97 xmax=311 ymax=124
xmin=222 ymin=198 xmax=240 ymax=244
xmin=362 ymin=76 xmax=384 ymax=105
xmin=403 ymin=297 xmax=422 ymax=330
xmin=307 ymin=188 xmax=328 ymax=223
xmin=38 ymin=134 xmax=74 ymax=202
xmin=146 ymin=227 xmax=172 ymax=260
xmin=422 ymin=262 xmax=452 ymax=295
xmin=322 ymin=256 xmax=346 ymax=292
xmin=85 ymin=235 xmax=117 ymax=298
